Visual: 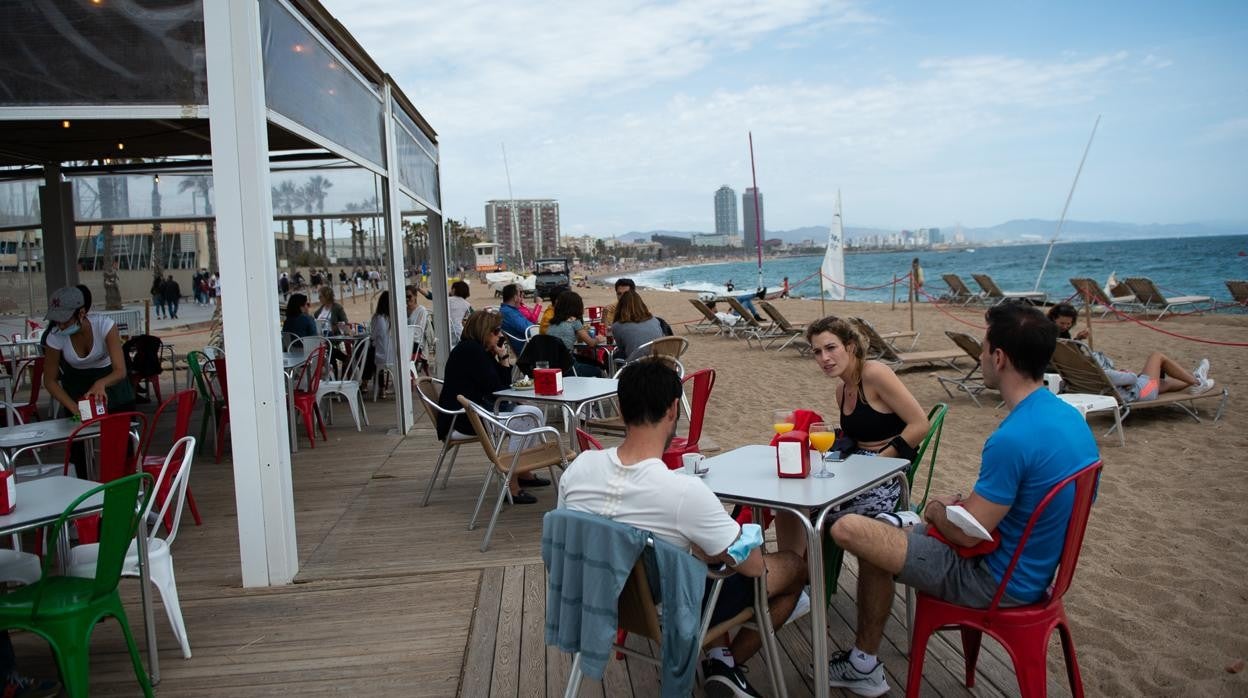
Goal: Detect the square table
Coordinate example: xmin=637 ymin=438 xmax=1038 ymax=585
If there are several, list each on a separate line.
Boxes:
xmin=699 ymin=445 xmax=911 ymax=698
xmin=0 ymin=476 xmax=160 ymax=683
xmin=493 ymin=377 xmax=619 ymax=450
xmin=0 ymin=418 xmax=102 ymax=472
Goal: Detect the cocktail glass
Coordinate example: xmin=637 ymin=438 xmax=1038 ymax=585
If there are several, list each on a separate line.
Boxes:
xmin=808 ymin=421 xmax=837 ymax=479
xmin=772 ymin=410 xmax=795 ymax=436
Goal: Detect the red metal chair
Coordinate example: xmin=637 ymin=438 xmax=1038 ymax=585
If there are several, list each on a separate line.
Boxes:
xmin=292 ymin=345 xmax=329 ymax=447
xmin=574 ymin=428 xmax=603 ymax=452
xmin=905 ymin=460 xmax=1103 ymax=698
xmin=140 ymin=389 xmax=203 ymax=529
xmin=660 ymin=368 xmax=715 ymax=470
xmin=123 ymin=334 xmax=166 ymax=404
xmin=62 ymin=411 xmax=149 ymax=544
xmin=210 ymin=356 xmax=232 ymax=463
xmin=3 ymin=356 xmax=44 ymax=424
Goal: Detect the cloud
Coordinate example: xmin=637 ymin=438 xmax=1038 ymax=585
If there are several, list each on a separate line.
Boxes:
xmin=1195 ymin=116 xmax=1248 ymax=145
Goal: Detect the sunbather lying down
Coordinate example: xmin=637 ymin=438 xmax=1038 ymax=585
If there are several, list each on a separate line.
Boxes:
xmin=1102 ymin=352 xmax=1213 ymax=403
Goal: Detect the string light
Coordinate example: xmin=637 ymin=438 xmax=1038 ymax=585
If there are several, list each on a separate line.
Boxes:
xmin=117 ymin=142 xmax=125 ymax=151
xmin=61 ymin=120 xmax=71 ymax=128
xmin=293 ymin=44 xmax=305 ymax=53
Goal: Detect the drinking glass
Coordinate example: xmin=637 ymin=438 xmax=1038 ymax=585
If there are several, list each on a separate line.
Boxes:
xmin=808 ymin=421 xmax=837 ymax=479
xmin=772 ymin=410 xmax=795 ymax=436
xmin=535 ymin=361 xmax=550 ymax=370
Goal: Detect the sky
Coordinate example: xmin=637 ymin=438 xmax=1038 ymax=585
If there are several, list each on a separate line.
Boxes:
xmin=321 ymin=0 xmax=1248 ymax=236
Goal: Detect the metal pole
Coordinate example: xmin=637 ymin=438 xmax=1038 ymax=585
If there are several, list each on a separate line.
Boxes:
xmin=748 ymin=132 xmax=763 ymax=292
xmin=820 ymin=273 xmax=826 ymax=317
xmin=1035 ymin=115 xmax=1100 ymax=291
xmin=890 ymin=273 xmax=897 ymax=311
xmin=909 ymin=260 xmax=916 ymax=332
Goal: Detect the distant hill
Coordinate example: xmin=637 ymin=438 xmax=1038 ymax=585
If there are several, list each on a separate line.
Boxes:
xmin=612 ymin=220 xmax=1246 ymax=244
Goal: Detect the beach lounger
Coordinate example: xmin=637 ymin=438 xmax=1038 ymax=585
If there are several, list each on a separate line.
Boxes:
xmin=722 ymin=296 xmax=775 ymax=346
xmin=1227 ymin=280 xmax=1248 ymax=312
xmin=686 ymin=298 xmax=727 ymax=335
xmin=941 ymin=274 xmax=982 ymax=305
xmin=1069 ymin=277 xmax=1137 ymax=317
xmin=1121 ymin=277 xmax=1213 ymax=320
xmin=756 ymin=301 xmax=809 ymax=353
xmin=972 ymin=273 xmax=1047 ymax=305
xmin=935 ymin=331 xmax=993 ymax=407
xmin=1050 ymin=339 xmax=1227 ymax=442
xmin=849 ymin=317 xmax=963 ymax=370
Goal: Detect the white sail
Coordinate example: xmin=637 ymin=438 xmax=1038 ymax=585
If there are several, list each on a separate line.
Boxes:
xmin=821 ymin=191 xmax=846 ymax=301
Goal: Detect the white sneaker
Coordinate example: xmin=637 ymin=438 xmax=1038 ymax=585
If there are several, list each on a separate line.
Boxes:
xmin=875 ymin=510 xmax=922 ymax=528
xmin=1193 ymin=358 xmax=1210 ymax=384
xmin=784 ymin=588 xmax=811 ymax=626
xmin=827 ymin=650 xmax=889 ymax=697
xmin=1188 ymin=377 xmax=1215 ymax=395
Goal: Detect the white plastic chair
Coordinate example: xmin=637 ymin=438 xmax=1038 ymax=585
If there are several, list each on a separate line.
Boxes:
xmin=0 ymin=549 xmax=41 ymax=586
xmin=67 ymin=435 xmax=197 ymax=659
xmin=524 ymin=324 xmax=542 ymax=340
xmin=317 ymin=337 xmax=371 ymax=431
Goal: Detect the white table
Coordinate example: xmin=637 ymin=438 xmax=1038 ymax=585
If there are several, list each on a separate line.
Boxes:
xmin=1058 ymin=393 xmax=1125 ymax=446
xmin=0 ymin=418 xmax=101 ymax=471
xmin=700 ymin=445 xmax=911 ymax=698
xmin=0 ymin=476 xmax=159 ymax=683
xmin=493 ymin=377 xmax=619 ymax=449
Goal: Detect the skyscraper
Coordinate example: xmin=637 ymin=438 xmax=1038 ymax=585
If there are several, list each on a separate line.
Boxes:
xmin=484 ymin=199 xmax=560 ymax=264
xmin=714 ymin=185 xmax=737 ymax=236
xmin=742 ymin=187 xmax=764 ymax=250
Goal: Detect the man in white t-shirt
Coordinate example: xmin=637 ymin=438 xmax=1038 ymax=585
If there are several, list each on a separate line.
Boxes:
xmin=559 ymin=359 xmax=806 ymax=698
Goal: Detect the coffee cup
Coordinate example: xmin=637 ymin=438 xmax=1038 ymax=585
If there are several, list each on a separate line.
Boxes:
xmin=1043 ymin=372 xmax=1062 ymax=395
xmin=682 ymin=453 xmax=707 ymax=476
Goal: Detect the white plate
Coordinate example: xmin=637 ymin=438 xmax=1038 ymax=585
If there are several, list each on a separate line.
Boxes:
xmin=945 ymin=505 xmax=993 ymax=541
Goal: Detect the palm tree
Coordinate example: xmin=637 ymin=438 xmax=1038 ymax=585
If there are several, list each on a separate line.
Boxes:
xmin=271 ymin=180 xmax=299 ymax=263
xmin=97 ymin=174 xmax=125 ymax=309
xmin=340 ymin=202 xmax=364 ymax=263
xmin=358 ymin=196 xmax=380 ymax=263
xmin=303 ymin=175 xmax=333 ymax=258
xmin=178 ymin=175 xmax=216 ymax=271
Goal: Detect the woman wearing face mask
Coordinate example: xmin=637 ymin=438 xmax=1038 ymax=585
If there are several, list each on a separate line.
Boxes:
xmin=41 ymin=285 xmax=134 ymax=416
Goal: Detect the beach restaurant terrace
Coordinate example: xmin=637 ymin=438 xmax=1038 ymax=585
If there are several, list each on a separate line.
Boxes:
xmin=0 ymin=0 xmax=449 ymax=588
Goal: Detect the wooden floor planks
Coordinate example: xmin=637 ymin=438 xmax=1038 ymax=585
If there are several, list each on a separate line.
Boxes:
xmin=1 ymin=382 xmax=1049 ymax=696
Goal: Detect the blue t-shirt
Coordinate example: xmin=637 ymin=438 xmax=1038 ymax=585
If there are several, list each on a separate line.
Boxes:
xmin=974 ymin=388 xmax=1099 ymax=603
xmin=499 ymin=303 xmax=533 ymax=353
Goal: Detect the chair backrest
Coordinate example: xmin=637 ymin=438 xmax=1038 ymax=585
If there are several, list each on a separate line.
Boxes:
xmin=122 ymin=334 xmax=164 ymax=377
xmin=343 ymin=336 xmax=371 ymax=383
xmin=688 ymin=298 xmax=720 ymax=323
xmin=148 ymin=436 xmax=197 ymax=548
xmin=141 ymin=389 xmax=197 ymax=462
xmin=1050 ymin=340 xmax=1118 ymax=401
xmin=281 ymin=331 xmax=299 ymax=352
xmin=211 ymin=355 xmax=230 ymax=402
xmin=944 ymin=331 xmax=983 ymax=363
xmin=293 ymin=344 xmax=327 ymax=394
xmin=203 ymin=344 xmax=222 ymax=361
xmin=35 ymin=473 xmax=152 ymax=611
xmin=757 ymin=301 xmax=794 ymax=331
xmin=1069 ymin=278 xmax=1112 ymax=307
xmin=681 ymin=368 xmax=716 ymax=447
xmin=575 ymin=428 xmax=604 ymax=452
xmin=517 ymin=334 xmax=575 ymax=377
xmin=185 ymin=350 xmax=213 ymax=402
xmin=988 ymin=460 xmax=1103 ymax=614
xmin=972 ymin=273 xmax=1004 ymax=297
xmin=1226 ymin=280 xmax=1248 ymax=305
xmin=14 ymin=355 xmax=44 ymax=407
xmin=63 ymin=411 xmax=147 ymax=483
xmin=456 ymin=396 xmax=504 ymax=467
xmin=625 ymin=336 xmax=689 ymax=363
xmin=723 ymin=297 xmax=762 ymax=327
xmin=291 ymin=335 xmax=329 ymax=357
xmin=415 ymin=376 xmax=462 ymax=432
xmin=906 ymin=403 xmax=948 ymax=512
xmin=848 ymin=317 xmax=900 ymax=362
xmin=943 ymin=273 xmax=973 ymax=296
xmin=524 ymin=324 xmax=542 ymax=340
xmin=1123 ymin=277 xmax=1164 ymax=305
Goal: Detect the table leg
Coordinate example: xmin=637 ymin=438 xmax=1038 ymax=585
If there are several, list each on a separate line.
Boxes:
xmin=794 ymin=506 xmax=829 ymax=698
xmin=136 ymin=509 xmax=160 ymax=683
xmin=286 ymin=371 xmax=298 ymax=454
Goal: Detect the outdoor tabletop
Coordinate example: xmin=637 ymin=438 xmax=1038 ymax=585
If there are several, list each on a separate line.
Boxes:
xmin=0 ymin=417 xmax=100 ymax=451
xmin=0 ymin=475 xmax=103 ymax=536
xmin=700 ymin=445 xmax=910 ymax=509
xmin=493 ymin=376 xmax=618 ymax=404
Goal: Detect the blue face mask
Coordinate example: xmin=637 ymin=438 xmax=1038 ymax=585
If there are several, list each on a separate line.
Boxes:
xmin=56 ymin=322 xmax=81 ymax=337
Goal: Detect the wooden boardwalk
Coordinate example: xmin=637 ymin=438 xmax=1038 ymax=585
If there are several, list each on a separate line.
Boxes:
xmin=7 ymin=394 xmax=1056 ymax=696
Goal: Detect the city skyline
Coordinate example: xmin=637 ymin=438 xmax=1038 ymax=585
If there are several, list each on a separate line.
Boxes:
xmin=323 ymin=1 xmax=1248 ymax=235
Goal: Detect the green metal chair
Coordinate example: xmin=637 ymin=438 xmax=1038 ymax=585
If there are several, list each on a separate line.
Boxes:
xmin=821 ymin=403 xmax=949 ymax=604
xmin=0 ymin=473 xmax=154 ymax=697
xmin=186 ymin=350 xmax=224 ymax=451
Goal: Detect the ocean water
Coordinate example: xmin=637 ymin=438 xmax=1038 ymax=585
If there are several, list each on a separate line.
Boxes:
xmin=627 ymin=235 xmax=1248 ymax=304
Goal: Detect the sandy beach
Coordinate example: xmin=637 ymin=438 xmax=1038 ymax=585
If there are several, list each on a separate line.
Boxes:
xmin=130 ymin=278 xmax=1246 ymax=695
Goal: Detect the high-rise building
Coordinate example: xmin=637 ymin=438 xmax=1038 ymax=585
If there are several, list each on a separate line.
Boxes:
xmin=742 ymin=187 xmax=764 ymax=250
xmin=714 ymin=185 xmax=738 ymax=236
xmin=484 ymin=199 xmax=560 ymax=264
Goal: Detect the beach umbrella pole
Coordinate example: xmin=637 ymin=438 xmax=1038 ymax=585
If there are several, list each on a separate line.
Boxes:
xmin=908 ymin=261 xmax=916 ymax=332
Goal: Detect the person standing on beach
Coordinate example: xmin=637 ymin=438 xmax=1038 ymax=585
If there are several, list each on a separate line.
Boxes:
xmin=823 ymin=302 xmax=1100 ymax=696
xmin=781 ymin=276 xmax=790 ymax=299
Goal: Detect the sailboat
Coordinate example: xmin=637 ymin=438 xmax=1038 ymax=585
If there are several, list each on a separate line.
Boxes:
xmin=821 ymin=191 xmax=846 ymax=303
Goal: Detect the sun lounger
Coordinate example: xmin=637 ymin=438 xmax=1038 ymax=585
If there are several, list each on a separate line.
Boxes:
xmin=1227 ymin=280 xmax=1248 ymax=312
xmin=686 ymin=299 xmax=727 ymax=335
xmin=1050 ymin=339 xmax=1227 ymax=443
xmin=1121 ymin=277 xmax=1213 ymax=320
xmin=971 ymin=273 xmax=1047 ymax=305
xmin=721 ymin=296 xmax=775 ymax=346
xmin=941 ymin=274 xmax=982 ymax=305
xmin=1069 ymin=277 xmax=1137 ymax=317
xmin=935 ymin=331 xmax=994 ymax=407
xmin=756 ymin=301 xmax=809 ymax=353
xmin=849 ymin=317 xmax=963 ymax=370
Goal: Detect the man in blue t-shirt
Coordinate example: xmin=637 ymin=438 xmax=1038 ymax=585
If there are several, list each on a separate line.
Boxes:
xmin=824 ymin=302 xmax=1100 ymax=696
xmin=498 ymin=283 xmax=533 ymax=354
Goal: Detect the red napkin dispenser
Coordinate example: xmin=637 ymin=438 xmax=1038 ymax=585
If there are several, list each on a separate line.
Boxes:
xmin=534 ymin=368 xmax=564 ymax=395
xmin=0 ymin=470 xmax=13 ymax=515
xmin=775 ymin=429 xmax=810 ymax=478
xmin=587 ymin=306 xmax=604 ymax=322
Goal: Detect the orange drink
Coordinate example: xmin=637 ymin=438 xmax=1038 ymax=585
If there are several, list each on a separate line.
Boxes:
xmin=771 ymin=410 xmax=795 ymax=436
xmin=809 ymin=431 xmax=836 ymax=453
xmin=773 ymin=422 xmax=795 ymax=435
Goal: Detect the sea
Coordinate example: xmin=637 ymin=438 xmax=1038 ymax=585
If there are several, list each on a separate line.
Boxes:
xmin=626 ymin=235 xmax=1248 ymax=304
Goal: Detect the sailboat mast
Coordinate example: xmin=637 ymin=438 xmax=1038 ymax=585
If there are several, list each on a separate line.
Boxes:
xmin=748 ymin=132 xmax=763 ymax=292
xmin=502 ymin=142 xmax=524 ymax=270
xmin=1035 ymin=115 xmax=1100 ymax=291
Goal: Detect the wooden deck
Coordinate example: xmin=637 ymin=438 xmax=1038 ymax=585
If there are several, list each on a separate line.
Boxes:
xmin=8 ymin=393 xmax=1057 ymax=696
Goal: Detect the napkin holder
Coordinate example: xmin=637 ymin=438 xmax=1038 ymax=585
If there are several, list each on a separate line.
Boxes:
xmin=775 ymin=429 xmax=810 ymax=478
xmin=534 ymin=368 xmax=564 ymax=395
xmin=77 ymin=395 xmax=106 ymax=422
xmin=587 ymin=306 xmax=604 ymax=322
xmin=0 ymin=470 xmax=14 ymax=515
